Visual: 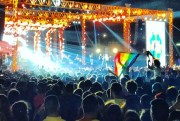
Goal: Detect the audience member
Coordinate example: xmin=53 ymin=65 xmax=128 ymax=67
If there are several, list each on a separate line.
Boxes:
xmin=11 ymin=101 xmax=29 ymax=121
xmin=43 ymin=95 xmax=64 ymax=121
xmin=150 ymin=98 xmax=169 ymax=121
xmin=80 ymin=94 xmax=99 ymax=121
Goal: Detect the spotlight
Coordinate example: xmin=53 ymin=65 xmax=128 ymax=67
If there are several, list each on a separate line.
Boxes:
xmin=122 ymin=16 xmax=125 ymax=19
xmin=103 ymin=34 xmax=107 ymax=38
xmin=113 ymin=48 xmax=118 ymax=54
xmin=21 ymin=4 xmax=25 ymax=8
xmin=96 ymin=48 xmax=101 ymax=53
xmin=98 ymin=19 xmax=102 ymax=22
xmin=82 ymin=46 xmax=85 ymax=49
xmin=176 ymin=43 xmax=180 ymax=46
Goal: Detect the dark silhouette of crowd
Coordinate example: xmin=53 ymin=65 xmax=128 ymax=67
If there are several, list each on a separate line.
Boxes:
xmin=0 ymin=59 xmax=180 ymax=121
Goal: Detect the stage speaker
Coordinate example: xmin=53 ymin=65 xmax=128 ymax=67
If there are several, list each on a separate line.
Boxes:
xmin=0 ymin=4 xmax=5 ymax=41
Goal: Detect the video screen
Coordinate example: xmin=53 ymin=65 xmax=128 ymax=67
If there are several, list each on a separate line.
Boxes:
xmin=146 ymin=21 xmax=166 ymax=66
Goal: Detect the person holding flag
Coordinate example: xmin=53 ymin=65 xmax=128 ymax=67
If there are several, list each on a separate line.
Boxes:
xmin=146 ymin=51 xmax=162 ymax=78
xmin=110 ymin=50 xmax=161 ymax=80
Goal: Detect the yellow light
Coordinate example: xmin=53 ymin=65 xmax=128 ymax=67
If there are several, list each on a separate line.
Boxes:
xmin=113 ymin=48 xmax=118 ymax=53
xmin=120 ymin=10 xmax=123 ymax=13
xmin=117 ymin=16 xmax=120 ymax=19
xmin=162 ymin=14 xmax=166 ymax=18
xmin=103 ymin=18 xmax=107 ymax=21
xmin=99 ymin=18 xmax=102 ymax=22
xmin=96 ymin=48 xmax=101 ymax=53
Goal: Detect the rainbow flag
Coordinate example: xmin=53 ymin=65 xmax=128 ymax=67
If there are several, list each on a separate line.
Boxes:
xmin=114 ymin=52 xmax=140 ymax=76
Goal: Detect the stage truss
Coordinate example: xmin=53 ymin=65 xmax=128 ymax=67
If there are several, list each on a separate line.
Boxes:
xmin=0 ymin=0 xmax=174 ymax=71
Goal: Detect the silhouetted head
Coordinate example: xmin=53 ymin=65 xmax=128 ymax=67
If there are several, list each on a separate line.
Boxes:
xmin=11 ymin=101 xmax=29 ymax=121
xmin=150 ymin=98 xmax=169 ymax=121
xmin=44 ymin=95 xmax=60 ymax=116
xmin=154 ymin=59 xmax=161 ymax=68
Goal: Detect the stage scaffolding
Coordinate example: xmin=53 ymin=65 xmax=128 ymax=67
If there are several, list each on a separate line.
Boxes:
xmin=1 ymin=0 xmax=174 ymax=71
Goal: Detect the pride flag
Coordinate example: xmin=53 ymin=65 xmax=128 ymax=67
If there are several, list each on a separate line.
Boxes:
xmin=114 ymin=52 xmax=140 ymax=76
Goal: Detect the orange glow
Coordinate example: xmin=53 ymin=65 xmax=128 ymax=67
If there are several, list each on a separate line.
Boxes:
xmin=168 ymin=9 xmax=174 ymax=66
xmin=3 ymin=0 xmax=173 ymax=68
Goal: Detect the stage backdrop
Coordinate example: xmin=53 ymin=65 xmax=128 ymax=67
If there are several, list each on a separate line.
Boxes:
xmin=146 ymin=21 xmax=166 ymax=66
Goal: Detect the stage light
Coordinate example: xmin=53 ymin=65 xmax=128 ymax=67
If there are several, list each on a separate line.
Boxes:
xmin=109 ymin=17 xmax=113 ymax=20
xmin=119 ymin=10 xmax=123 ymax=13
xmin=176 ymin=43 xmax=180 ymax=46
xmin=103 ymin=18 xmax=107 ymax=21
xmin=117 ymin=16 xmax=120 ymax=20
xmin=3 ymin=34 xmax=16 ymax=45
xmin=103 ymin=34 xmax=107 ymax=38
xmin=96 ymin=48 xmax=100 ymax=53
xmin=22 ymin=4 xmax=25 ymax=8
xmin=98 ymin=19 xmax=102 ymax=22
xmin=113 ymin=48 xmax=118 ymax=53
xmin=162 ymin=14 xmax=166 ymax=18
xmin=19 ymin=47 xmax=33 ymax=59
xmin=82 ymin=45 xmax=85 ymax=49
xmin=105 ymin=54 xmax=109 ymax=61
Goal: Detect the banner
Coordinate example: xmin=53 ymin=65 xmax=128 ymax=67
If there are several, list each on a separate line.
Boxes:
xmin=114 ymin=52 xmax=139 ymax=76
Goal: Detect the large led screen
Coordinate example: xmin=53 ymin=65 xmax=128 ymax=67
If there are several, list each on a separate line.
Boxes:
xmin=146 ymin=21 xmax=166 ymax=66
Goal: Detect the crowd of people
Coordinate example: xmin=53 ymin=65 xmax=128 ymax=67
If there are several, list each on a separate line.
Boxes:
xmin=0 ymin=58 xmax=180 ymax=121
